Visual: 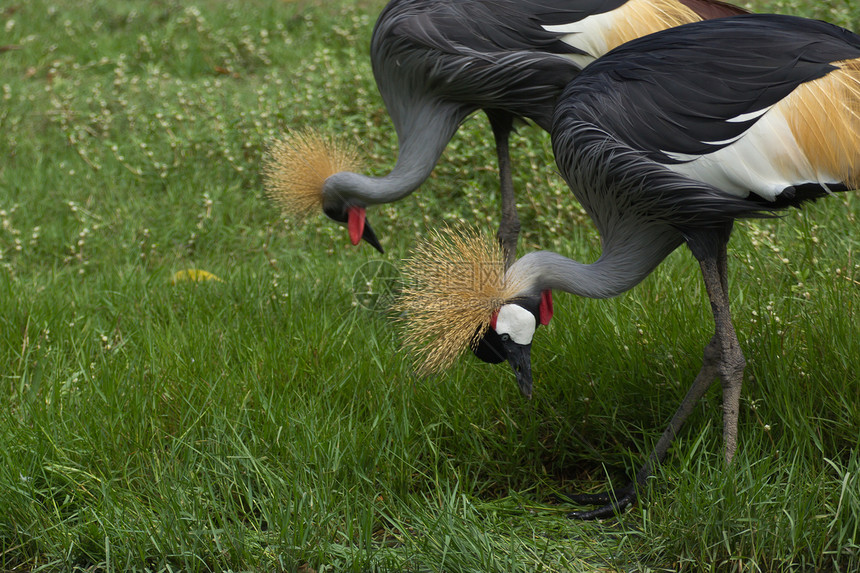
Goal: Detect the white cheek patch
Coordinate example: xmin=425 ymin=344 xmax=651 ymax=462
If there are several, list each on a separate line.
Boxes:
xmin=495 ymin=304 xmax=536 ymax=346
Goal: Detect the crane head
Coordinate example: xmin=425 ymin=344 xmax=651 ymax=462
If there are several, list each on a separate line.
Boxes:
xmin=397 ymin=225 xmax=553 ymax=400
xmin=471 ymin=291 xmax=553 ymax=399
xmin=264 ymin=128 xmax=383 ymax=252
xmin=475 ymin=303 xmax=536 ymax=398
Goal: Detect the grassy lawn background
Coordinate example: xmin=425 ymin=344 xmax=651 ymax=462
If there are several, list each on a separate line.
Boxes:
xmin=1 ymin=0 xmax=858 ymax=570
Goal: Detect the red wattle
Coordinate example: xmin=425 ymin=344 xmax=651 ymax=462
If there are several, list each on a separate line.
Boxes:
xmin=539 ymin=290 xmax=553 ymax=325
xmin=347 ymin=206 xmax=366 ymax=246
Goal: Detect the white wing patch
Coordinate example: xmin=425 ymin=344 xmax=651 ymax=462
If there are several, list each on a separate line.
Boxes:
xmin=659 ymin=106 xmax=839 ymax=200
xmin=700 ymin=134 xmax=747 ymax=147
xmin=542 ymin=0 xmax=701 ymax=67
xmin=726 ymin=106 xmax=773 ymax=123
xmin=495 ymin=304 xmax=536 ymax=346
xmin=542 ymin=14 xmax=612 ymax=67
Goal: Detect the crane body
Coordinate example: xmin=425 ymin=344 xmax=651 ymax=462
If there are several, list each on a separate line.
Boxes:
xmin=398 ymin=13 xmax=860 ymax=519
xmin=266 ymin=0 xmax=747 ymax=263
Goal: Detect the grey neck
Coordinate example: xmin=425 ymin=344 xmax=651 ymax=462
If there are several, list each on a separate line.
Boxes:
xmin=508 ymin=228 xmax=682 ymax=300
xmin=323 ymin=101 xmax=464 ymax=205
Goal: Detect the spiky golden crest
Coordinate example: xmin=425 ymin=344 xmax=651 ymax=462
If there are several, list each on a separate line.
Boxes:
xmin=396 ymin=226 xmax=525 ymax=376
xmin=783 ymin=58 xmax=860 ymax=188
xmin=263 ymin=128 xmax=360 ymax=218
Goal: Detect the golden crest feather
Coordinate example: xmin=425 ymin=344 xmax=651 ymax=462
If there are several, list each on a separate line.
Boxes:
xmin=395 ymin=226 xmax=525 ymax=376
xmin=263 ymin=128 xmax=361 ymax=218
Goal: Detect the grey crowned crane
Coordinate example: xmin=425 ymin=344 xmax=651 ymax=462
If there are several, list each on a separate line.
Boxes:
xmin=397 ymin=14 xmax=860 ymax=519
xmin=264 ymin=0 xmax=747 ymax=264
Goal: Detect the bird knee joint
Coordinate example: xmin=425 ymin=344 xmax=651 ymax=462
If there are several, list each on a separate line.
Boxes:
xmin=719 ymin=356 xmax=746 ymax=380
xmin=702 ymin=343 xmax=720 ymax=364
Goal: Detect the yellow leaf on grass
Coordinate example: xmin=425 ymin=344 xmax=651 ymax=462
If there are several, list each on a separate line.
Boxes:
xmin=170 ymin=269 xmax=223 ymax=284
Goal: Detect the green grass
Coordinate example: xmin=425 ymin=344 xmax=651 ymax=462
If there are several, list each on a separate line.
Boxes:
xmin=1 ymin=0 xmax=859 ymax=570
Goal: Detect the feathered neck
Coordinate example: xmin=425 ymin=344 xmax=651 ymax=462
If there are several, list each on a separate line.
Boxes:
xmin=322 ymin=129 xmax=447 ymax=205
xmin=507 ymin=226 xmax=682 ymax=300
xmin=265 ymin=100 xmax=463 ymax=215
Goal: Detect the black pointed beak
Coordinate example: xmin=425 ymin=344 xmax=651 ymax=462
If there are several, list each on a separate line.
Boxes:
xmin=503 ymin=341 xmax=533 ymax=399
xmin=361 ymin=218 xmax=384 ymax=254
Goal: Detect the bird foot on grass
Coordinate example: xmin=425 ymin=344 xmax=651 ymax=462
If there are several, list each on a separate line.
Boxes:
xmin=562 ymin=484 xmax=637 ymax=520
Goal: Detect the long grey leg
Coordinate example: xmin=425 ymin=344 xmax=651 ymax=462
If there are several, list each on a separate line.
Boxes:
xmin=568 ymin=332 xmax=721 ymax=519
xmin=706 ymin=243 xmax=746 ymax=463
xmin=569 ymin=247 xmax=743 ymax=520
xmin=487 ymin=111 xmax=519 ymax=268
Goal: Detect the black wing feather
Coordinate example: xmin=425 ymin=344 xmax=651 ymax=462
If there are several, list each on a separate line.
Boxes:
xmin=373 ymin=0 xmax=625 ymax=127
xmin=551 ymin=14 xmax=860 ymax=235
xmin=562 ymin=14 xmax=860 ymax=162
xmin=376 ymin=0 xmax=630 ymax=57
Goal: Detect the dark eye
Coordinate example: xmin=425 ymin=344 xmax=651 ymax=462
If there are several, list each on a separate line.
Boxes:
xmin=500 ymin=333 xmax=510 ymax=342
